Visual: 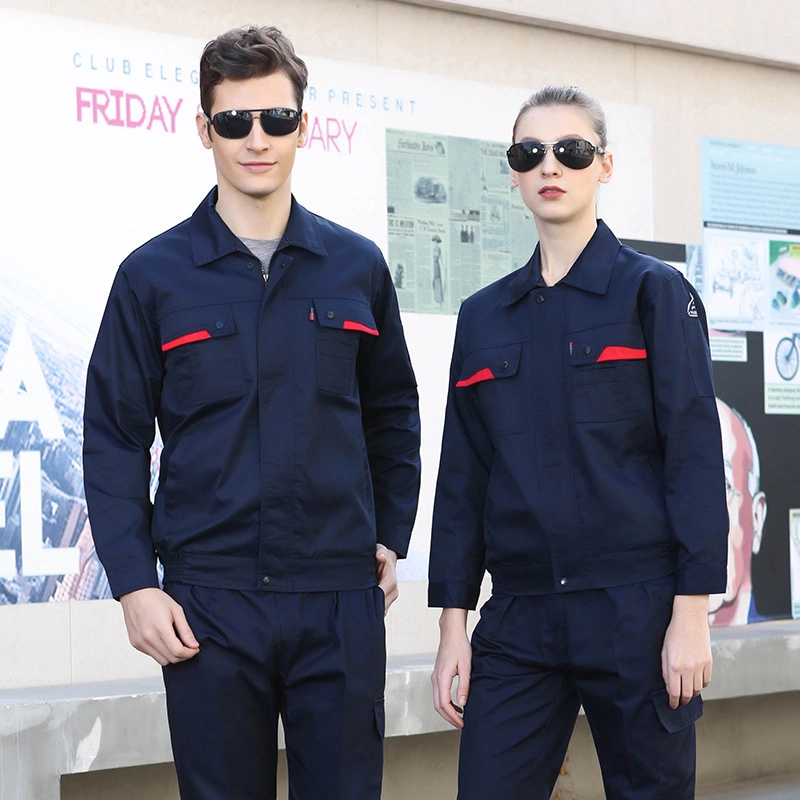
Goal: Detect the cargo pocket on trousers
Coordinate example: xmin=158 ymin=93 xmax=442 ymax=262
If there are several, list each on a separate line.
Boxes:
xmin=373 ymin=697 xmax=386 ymax=742
xmin=362 ymin=698 xmax=385 ymax=798
xmin=653 ymin=689 xmax=702 ymax=791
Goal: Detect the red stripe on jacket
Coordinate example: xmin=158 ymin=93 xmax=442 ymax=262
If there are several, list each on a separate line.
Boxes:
xmin=456 ymin=367 xmax=495 ymax=387
xmin=161 ymin=330 xmax=212 ymax=352
xmin=343 ymin=320 xmax=379 ymax=336
xmin=596 ymin=346 xmax=647 ymax=363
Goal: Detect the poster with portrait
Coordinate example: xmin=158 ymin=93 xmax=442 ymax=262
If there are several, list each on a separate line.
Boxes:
xmin=623 ymin=237 xmax=800 ymax=624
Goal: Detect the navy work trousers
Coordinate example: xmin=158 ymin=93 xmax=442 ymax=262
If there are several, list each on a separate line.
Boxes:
xmin=161 ymin=584 xmax=386 ymax=799
xmin=458 ymin=576 xmax=702 ymax=800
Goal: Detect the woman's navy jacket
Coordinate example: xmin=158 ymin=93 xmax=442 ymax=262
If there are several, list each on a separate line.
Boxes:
xmin=429 ymin=221 xmax=728 ymax=609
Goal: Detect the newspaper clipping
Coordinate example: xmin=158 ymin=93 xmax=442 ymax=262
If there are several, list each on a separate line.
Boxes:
xmin=386 ymin=129 xmax=536 ymax=314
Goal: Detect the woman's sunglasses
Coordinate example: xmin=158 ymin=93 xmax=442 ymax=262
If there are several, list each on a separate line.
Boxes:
xmin=506 ymin=138 xmax=604 ymax=172
xmin=204 ymin=107 xmax=302 ymax=139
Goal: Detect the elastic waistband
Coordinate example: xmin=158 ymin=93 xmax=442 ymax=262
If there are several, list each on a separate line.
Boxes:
xmin=490 ymin=544 xmax=676 ymax=595
xmin=159 ymin=551 xmax=377 ymax=593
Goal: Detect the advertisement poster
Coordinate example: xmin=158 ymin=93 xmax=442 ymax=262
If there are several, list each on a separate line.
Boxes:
xmin=711 ymin=332 xmax=800 ymax=623
xmin=623 ymin=237 xmax=799 ymax=625
xmin=0 ymin=9 xmax=654 ymax=600
xmin=701 ymin=137 xmax=800 ymax=331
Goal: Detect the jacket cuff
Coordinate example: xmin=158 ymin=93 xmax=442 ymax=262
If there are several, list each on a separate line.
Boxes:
xmin=675 ymin=564 xmax=727 ymax=596
xmin=106 ymin=563 xmax=161 ymax=600
xmin=428 ymin=581 xmax=481 ymax=610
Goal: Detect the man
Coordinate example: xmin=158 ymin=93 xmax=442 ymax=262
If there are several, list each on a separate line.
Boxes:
xmin=83 ymin=25 xmax=420 ymax=799
xmin=710 ymin=398 xmax=767 ymax=626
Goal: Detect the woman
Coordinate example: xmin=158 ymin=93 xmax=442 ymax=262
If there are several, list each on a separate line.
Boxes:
xmin=428 ymin=86 xmax=728 ymax=799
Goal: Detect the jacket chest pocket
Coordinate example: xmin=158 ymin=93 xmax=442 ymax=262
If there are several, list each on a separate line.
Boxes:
xmin=568 ymin=323 xmax=651 ymax=423
xmin=160 ymin=304 xmax=247 ymax=406
xmin=314 ymin=297 xmax=378 ymax=396
xmin=456 ymin=343 xmax=526 ymax=438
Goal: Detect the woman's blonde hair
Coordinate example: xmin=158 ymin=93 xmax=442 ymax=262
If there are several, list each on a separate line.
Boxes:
xmin=512 ymin=85 xmax=607 ymax=150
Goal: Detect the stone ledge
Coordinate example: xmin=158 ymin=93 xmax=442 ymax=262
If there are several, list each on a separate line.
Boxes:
xmin=1 ymin=622 xmax=798 ymax=799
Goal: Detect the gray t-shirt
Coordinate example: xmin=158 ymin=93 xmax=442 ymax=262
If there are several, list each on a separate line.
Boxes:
xmin=239 ymin=236 xmax=281 ymax=282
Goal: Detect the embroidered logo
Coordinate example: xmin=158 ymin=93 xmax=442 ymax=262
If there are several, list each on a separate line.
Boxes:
xmin=687 ymin=293 xmax=698 ymax=318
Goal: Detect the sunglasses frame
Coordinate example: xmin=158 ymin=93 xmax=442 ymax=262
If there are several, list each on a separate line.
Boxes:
xmin=205 ymin=107 xmax=302 ymax=139
xmin=506 ymin=138 xmax=604 ymax=172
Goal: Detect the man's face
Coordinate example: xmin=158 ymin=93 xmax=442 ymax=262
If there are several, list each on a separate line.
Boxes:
xmin=709 ymin=400 xmax=765 ymax=619
xmin=196 ymin=72 xmax=307 ymax=207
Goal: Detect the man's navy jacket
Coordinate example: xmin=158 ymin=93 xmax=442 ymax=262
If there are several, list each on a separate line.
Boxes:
xmin=429 ymin=221 xmax=728 ymax=610
xmin=83 ymin=190 xmax=421 ymax=598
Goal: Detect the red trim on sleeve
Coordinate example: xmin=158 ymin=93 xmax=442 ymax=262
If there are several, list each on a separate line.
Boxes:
xmin=596 ymin=346 xmax=647 ymax=362
xmin=456 ymin=367 xmax=495 ymax=387
xmin=161 ymin=330 xmax=212 ymax=352
xmin=343 ymin=320 xmax=379 ymax=336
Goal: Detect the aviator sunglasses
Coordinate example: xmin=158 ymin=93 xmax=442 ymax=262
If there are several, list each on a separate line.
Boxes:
xmin=204 ymin=107 xmax=302 ymax=139
xmin=506 ymin=138 xmax=604 ymax=172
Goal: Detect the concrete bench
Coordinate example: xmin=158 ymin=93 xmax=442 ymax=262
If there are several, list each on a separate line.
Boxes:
xmin=2 ymin=623 xmax=800 ymax=800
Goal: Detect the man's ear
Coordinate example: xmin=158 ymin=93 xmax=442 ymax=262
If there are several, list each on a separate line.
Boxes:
xmin=752 ymin=491 xmax=767 ymax=554
xmin=196 ymin=112 xmax=213 ymax=150
xmin=297 ymin=111 xmax=309 ymax=148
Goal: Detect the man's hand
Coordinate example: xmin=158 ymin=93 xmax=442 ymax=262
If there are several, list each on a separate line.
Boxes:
xmin=431 ymin=607 xmax=471 ymax=729
xmin=661 ymin=594 xmax=712 ymax=709
xmin=375 ymin=544 xmax=399 ymax=615
xmin=119 ymin=588 xmax=200 ymax=666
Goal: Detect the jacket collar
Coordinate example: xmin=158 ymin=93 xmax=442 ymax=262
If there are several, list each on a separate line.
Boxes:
xmin=504 ymin=219 xmax=621 ymax=305
xmin=190 ymin=188 xmax=328 ymax=267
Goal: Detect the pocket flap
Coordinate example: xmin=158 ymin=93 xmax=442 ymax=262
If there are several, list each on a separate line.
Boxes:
xmin=314 ymin=298 xmax=378 ymax=336
xmin=160 ymin=304 xmax=237 ymax=352
xmin=569 ymin=323 xmax=647 ymax=366
xmin=652 ymin=689 xmax=703 ymax=733
xmin=457 ymin=343 xmax=522 ymax=387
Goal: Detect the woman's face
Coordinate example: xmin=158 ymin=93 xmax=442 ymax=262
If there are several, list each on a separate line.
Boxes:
xmin=511 ymin=104 xmax=612 ymax=228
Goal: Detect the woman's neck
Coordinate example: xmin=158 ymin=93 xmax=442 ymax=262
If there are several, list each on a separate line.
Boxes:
xmin=536 ymin=215 xmax=598 ymax=286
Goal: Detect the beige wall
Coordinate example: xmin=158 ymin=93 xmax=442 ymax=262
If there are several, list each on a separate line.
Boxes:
xmin=1 ymin=0 xmax=799 ymax=692
xmin=396 ymin=0 xmax=800 ymax=69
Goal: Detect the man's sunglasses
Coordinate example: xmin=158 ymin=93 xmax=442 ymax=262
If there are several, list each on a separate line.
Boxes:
xmin=506 ymin=138 xmax=604 ymax=172
xmin=204 ymin=107 xmax=302 ymax=139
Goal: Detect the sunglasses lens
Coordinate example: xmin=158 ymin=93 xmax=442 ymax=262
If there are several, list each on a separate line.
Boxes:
xmin=555 ymin=139 xmax=596 ymax=169
xmin=211 ymin=111 xmax=253 ymax=139
xmin=259 ymin=109 xmax=301 ymax=136
xmin=209 ymin=109 xmax=301 ymax=139
xmin=506 ymin=142 xmax=544 ymax=172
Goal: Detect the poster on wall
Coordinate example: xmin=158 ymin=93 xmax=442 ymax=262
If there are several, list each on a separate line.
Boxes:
xmin=385 ymin=130 xmax=535 ymax=314
xmin=626 ymin=235 xmax=800 ymax=624
xmin=0 ymin=8 xmax=654 ymax=601
xmin=701 ymin=137 xmax=800 ymax=332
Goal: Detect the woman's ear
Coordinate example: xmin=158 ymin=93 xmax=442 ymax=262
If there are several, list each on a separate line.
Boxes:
xmin=598 ymin=151 xmax=613 ymax=184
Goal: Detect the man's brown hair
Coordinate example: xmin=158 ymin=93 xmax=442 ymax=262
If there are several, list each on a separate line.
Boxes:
xmin=199 ymin=25 xmax=308 ymax=115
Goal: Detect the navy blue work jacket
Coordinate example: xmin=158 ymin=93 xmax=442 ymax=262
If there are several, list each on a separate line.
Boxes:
xmin=84 ymin=190 xmax=421 ymax=598
xmin=428 ymin=221 xmax=728 ymax=610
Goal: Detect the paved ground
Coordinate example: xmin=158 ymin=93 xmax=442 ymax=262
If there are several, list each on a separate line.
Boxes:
xmin=698 ymin=774 xmax=800 ymax=799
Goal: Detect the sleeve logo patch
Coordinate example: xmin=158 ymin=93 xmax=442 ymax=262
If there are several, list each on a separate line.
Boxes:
xmin=687 ymin=293 xmax=698 ymax=318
